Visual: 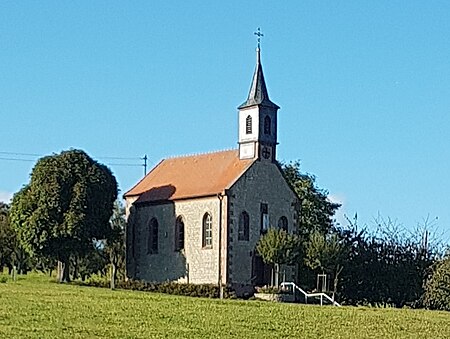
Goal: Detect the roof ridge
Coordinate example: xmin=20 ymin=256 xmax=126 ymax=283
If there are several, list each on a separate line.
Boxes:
xmin=164 ymin=148 xmax=237 ymax=159
xmin=123 ymin=147 xmax=254 ymax=200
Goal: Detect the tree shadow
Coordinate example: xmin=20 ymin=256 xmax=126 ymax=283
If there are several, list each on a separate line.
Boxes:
xmin=127 ymin=184 xmax=188 ymax=283
xmin=135 ymin=184 xmax=177 ymax=203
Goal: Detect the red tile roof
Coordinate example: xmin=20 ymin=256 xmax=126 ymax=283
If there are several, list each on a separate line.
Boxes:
xmin=124 ymin=150 xmax=255 ymax=203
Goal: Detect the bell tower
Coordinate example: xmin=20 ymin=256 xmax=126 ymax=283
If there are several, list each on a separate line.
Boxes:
xmin=238 ymin=43 xmax=280 ymax=162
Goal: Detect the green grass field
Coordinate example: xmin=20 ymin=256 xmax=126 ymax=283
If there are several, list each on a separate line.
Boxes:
xmin=1 ymin=274 xmax=449 ymax=338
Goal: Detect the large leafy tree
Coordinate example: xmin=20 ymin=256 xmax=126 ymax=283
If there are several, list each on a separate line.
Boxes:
xmin=281 ymin=161 xmax=340 ymax=236
xmin=281 ymin=161 xmax=341 ymax=287
xmin=10 ymin=149 xmax=118 ymax=282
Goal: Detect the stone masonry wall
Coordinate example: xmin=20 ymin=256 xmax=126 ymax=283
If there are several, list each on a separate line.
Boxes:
xmin=126 ymin=196 xmax=223 ymax=284
xmin=227 ymin=161 xmax=298 ymax=286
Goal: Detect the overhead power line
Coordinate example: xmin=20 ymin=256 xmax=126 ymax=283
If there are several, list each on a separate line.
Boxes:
xmin=97 ymin=156 xmax=142 ymax=160
xmin=106 ymin=163 xmax=142 ymax=167
xmin=0 ymin=151 xmax=141 ymax=161
xmin=0 ymin=151 xmax=42 ymax=157
xmin=0 ymin=157 xmax=35 ymax=162
xmin=0 ymin=150 xmax=148 ymax=170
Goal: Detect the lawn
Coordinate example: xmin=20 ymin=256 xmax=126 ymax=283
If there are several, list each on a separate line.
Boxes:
xmin=0 ymin=274 xmax=449 ymax=338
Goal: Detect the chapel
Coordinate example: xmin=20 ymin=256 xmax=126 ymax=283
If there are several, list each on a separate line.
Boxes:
xmin=124 ymin=45 xmax=299 ymax=294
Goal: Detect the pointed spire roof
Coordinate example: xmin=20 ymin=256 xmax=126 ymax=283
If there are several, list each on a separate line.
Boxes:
xmin=238 ymin=48 xmax=279 ymax=110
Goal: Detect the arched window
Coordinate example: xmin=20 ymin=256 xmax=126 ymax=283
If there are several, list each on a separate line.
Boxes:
xmin=175 ymin=216 xmax=185 ymax=251
xmin=202 ymin=213 xmax=213 ymax=248
xmin=246 ymin=115 xmax=252 ymax=134
xmin=264 ymin=115 xmax=271 ymax=135
xmin=260 ymin=203 xmax=269 ymax=233
xmin=278 ymin=216 xmax=288 ymax=232
xmin=148 ymin=218 xmax=159 ymax=254
xmin=238 ymin=211 xmax=250 ymax=241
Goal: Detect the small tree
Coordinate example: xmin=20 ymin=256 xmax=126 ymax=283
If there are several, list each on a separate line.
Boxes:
xmin=305 ymin=230 xmax=347 ymax=299
xmin=256 ymin=228 xmax=299 ymax=286
xmin=0 ymin=202 xmax=13 ymax=272
xmin=0 ymin=202 xmax=31 ymax=274
xmin=104 ymin=200 xmax=126 ymax=289
xmin=10 ymin=149 xmax=118 ymax=282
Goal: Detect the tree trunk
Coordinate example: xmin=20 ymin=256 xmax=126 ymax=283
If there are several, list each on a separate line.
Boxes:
xmin=58 ymin=259 xmax=70 ymax=283
xmin=332 ymin=265 xmax=343 ymax=302
xmin=57 ymin=261 xmax=63 ymax=282
xmin=72 ymin=257 xmax=79 ymax=280
xmin=62 ymin=259 xmax=70 ymax=282
xmin=270 ymin=266 xmax=274 ymax=286
xmin=110 ymin=262 xmax=116 ymax=290
xmin=274 ymin=263 xmax=280 ymax=287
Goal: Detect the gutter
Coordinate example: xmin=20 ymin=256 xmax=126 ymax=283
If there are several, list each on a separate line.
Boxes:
xmin=217 ymin=192 xmax=224 ymax=299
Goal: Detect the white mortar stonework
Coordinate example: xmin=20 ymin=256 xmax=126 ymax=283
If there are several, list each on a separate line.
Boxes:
xmin=227 ymin=161 xmax=298 ymax=287
xmin=126 ymin=196 xmax=224 ymax=284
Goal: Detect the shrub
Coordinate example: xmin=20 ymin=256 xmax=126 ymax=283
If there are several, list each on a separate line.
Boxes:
xmin=422 ymin=256 xmax=450 ymax=311
xmin=0 ymin=275 xmax=8 ymax=283
xmin=72 ymin=273 xmax=109 ymax=288
xmin=255 ymin=285 xmax=289 ymax=294
xmin=75 ymin=277 xmax=234 ymax=298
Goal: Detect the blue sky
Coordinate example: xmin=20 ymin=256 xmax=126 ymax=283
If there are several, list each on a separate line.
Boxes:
xmin=1 ymin=1 xmax=449 ymax=236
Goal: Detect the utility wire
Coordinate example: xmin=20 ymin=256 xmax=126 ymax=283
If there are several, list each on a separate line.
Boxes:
xmin=0 ymin=151 xmax=145 ymax=168
xmin=106 ymin=163 xmax=143 ymax=167
xmin=97 ymin=156 xmax=141 ymax=160
xmin=0 ymin=151 xmax=42 ymax=157
xmin=0 ymin=157 xmax=35 ymax=162
xmin=0 ymin=157 xmax=143 ymax=167
xmin=0 ymin=151 xmax=141 ymax=161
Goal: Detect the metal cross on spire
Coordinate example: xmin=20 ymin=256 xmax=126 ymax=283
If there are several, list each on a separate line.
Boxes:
xmin=254 ymin=27 xmax=264 ymax=48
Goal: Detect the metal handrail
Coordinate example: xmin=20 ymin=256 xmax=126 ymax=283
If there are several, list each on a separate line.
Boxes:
xmin=280 ymin=282 xmax=341 ymax=307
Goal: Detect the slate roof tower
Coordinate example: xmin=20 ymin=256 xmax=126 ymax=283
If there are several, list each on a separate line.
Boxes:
xmin=238 ymin=47 xmax=279 ymax=162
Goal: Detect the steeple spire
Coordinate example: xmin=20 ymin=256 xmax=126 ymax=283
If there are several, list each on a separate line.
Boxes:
xmin=238 ymin=45 xmax=279 ymax=110
xmin=237 ymin=30 xmax=280 ymax=162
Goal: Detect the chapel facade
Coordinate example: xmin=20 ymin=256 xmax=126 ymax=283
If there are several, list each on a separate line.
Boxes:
xmin=124 ymin=47 xmax=299 ymax=294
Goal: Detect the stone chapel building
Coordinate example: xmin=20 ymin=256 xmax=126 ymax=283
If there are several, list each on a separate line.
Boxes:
xmin=124 ymin=47 xmax=299 ymax=294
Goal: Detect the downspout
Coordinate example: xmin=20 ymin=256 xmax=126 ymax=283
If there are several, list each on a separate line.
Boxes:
xmin=217 ymin=192 xmax=224 ymax=299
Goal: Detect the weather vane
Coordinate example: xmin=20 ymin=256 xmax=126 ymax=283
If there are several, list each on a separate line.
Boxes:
xmin=254 ymin=27 xmax=264 ymax=48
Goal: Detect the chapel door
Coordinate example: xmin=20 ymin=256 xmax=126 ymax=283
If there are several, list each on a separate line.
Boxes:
xmin=252 ymin=254 xmax=272 ymax=286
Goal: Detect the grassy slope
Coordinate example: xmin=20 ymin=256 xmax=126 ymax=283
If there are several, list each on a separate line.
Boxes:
xmin=0 ymin=274 xmax=449 ymax=339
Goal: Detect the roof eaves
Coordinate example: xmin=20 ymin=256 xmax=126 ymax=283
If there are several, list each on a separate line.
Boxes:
xmin=134 ymin=193 xmax=221 ymax=206
xmin=123 ymin=159 xmax=165 ymax=198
